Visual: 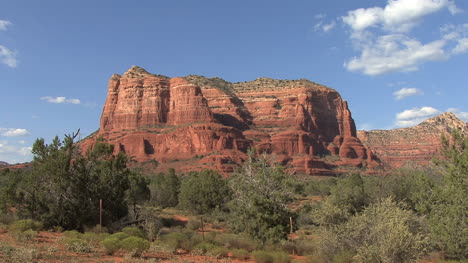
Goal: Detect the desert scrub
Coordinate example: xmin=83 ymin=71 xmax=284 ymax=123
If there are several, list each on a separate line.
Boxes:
xmin=231 ymin=248 xmax=250 ymax=260
xmin=214 ymin=233 xmax=260 ymax=251
xmin=161 ymin=231 xmax=201 ymax=252
xmin=271 ymin=251 xmax=291 ymax=263
xmin=14 ymin=229 xmax=38 ymax=242
xmin=120 ymin=236 xmax=150 ymax=257
xmin=209 ymin=246 xmax=229 ymax=258
xmin=9 ymin=219 xmax=42 ymax=232
xmin=122 ymin=226 xmax=145 ymax=238
xmin=100 ymin=237 xmax=121 ymax=255
xmin=0 ymin=244 xmax=40 ymax=263
xmin=252 ymin=250 xmax=291 ymax=263
xmin=253 ymin=250 xmax=274 ymax=263
xmin=63 ymin=230 xmax=82 ymax=239
xmin=82 ymin=232 xmax=109 ymax=244
xmin=109 ymin=231 xmax=130 ymax=240
xmin=186 ymin=218 xmax=201 ymax=231
xmin=193 ymin=242 xmax=217 ymax=254
xmin=64 ymin=237 xmax=93 ymax=253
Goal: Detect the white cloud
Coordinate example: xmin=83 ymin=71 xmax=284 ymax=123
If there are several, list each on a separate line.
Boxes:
xmin=341 ymin=0 xmax=466 ymax=75
xmin=0 ymin=128 xmax=30 ymax=137
xmin=447 ymin=108 xmax=468 ymax=122
xmin=452 ymin=38 xmax=468 ymax=54
xmin=342 ymin=0 xmax=460 ymax=33
xmin=345 ymin=34 xmax=448 ymax=75
xmin=0 ymin=45 xmax=17 ymax=68
xmin=0 ymin=142 xmax=32 ymax=163
xmin=393 ymin=87 xmax=423 ymax=100
xmin=41 ymin=96 xmax=81 ymax=104
xmin=322 ymin=21 xmax=336 ymax=32
xmin=0 ymin=20 xmax=12 ymax=31
xmin=395 ymin=106 xmax=441 ymax=127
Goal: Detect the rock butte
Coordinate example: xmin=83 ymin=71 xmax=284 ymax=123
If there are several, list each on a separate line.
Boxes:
xmin=81 ymin=66 xmax=379 ymax=175
xmin=358 ymin=112 xmax=467 ymax=169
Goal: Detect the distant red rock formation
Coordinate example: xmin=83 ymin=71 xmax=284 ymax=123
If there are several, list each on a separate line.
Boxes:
xmin=357 ymin=112 xmax=467 ymax=168
xmin=81 ymin=66 xmax=379 ymax=175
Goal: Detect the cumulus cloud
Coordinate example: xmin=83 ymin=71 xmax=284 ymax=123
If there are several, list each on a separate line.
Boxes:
xmin=322 ymin=21 xmax=336 ymax=32
xmin=0 ymin=45 xmax=17 ymax=68
xmin=41 ymin=96 xmax=81 ymax=104
xmin=314 ymin=14 xmax=336 ymax=33
xmin=345 ymin=34 xmax=448 ymax=75
xmin=395 ymin=106 xmax=441 ymax=127
xmin=393 ymin=87 xmax=423 ymax=100
xmin=341 ymin=0 xmax=466 ymax=75
xmin=447 ymin=108 xmax=468 ymax=122
xmin=0 ymin=141 xmax=32 ymax=163
xmin=342 ymin=0 xmax=460 ymax=33
xmin=0 ymin=20 xmax=12 ymax=31
xmin=452 ymin=38 xmax=468 ymax=54
xmin=0 ymin=128 xmax=30 ymax=137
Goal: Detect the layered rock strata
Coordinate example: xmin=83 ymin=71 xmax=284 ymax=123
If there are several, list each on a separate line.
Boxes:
xmin=81 ymin=66 xmax=378 ymax=175
xmin=357 ymin=112 xmax=467 ymax=168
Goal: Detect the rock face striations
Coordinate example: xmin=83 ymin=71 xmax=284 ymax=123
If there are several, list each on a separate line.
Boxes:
xmin=81 ymin=66 xmax=378 ymax=175
xmin=357 ymin=112 xmax=467 ymax=168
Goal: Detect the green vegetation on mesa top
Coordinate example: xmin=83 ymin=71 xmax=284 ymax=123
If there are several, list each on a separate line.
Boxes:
xmin=185 ymin=74 xmax=334 ymax=94
xmin=0 ymin=130 xmax=466 ymax=261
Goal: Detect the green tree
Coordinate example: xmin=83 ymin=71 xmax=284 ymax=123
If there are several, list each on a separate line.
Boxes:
xmin=178 ymin=170 xmax=229 ymax=214
xmin=6 ymin=133 xmax=148 ymax=230
xmin=149 ymin=168 xmax=180 ymax=208
xmin=228 ymin=151 xmax=293 ymax=243
xmin=428 ymin=131 xmax=468 ymax=259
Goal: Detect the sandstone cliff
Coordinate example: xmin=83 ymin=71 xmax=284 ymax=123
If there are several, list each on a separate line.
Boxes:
xmin=357 ymin=112 xmax=467 ymax=168
xmin=82 ymin=66 xmax=378 ymax=175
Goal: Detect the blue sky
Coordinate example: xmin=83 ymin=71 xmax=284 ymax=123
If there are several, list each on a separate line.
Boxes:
xmin=0 ymin=0 xmax=467 ymax=163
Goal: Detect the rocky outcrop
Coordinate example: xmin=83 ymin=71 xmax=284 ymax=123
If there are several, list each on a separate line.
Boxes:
xmin=82 ymin=66 xmax=378 ymax=175
xmin=0 ymin=161 xmax=9 ymax=167
xmin=357 ymin=112 xmax=467 ymax=168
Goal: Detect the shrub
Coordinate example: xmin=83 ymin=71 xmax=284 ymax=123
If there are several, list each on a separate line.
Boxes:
xmin=209 ymin=246 xmax=229 ymax=258
xmin=82 ymin=232 xmax=108 ymax=244
xmin=9 ymin=220 xmax=42 ymax=233
xmin=332 ymin=250 xmax=355 ymax=263
xmin=84 ymin=224 xmax=108 ymax=234
xmin=122 ymin=226 xmax=145 ymax=238
xmin=14 ymin=229 xmax=38 ymax=242
xmin=187 ymin=218 xmax=201 ymax=231
xmin=0 ymin=245 xmax=40 ymax=263
xmin=0 ymin=223 xmax=7 ymax=234
xmin=64 ymin=238 xmax=93 ymax=253
xmin=100 ymin=237 xmax=121 ymax=255
xmin=63 ymin=230 xmax=82 ymax=239
xmin=214 ymin=233 xmax=260 ymax=251
xmin=319 ymin=198 xmax=429 ymax=263
xmin=110 ymin=232 xmax=129 ymax=240
xmin=193 ymin=242 xmax=217 ymax=254
xmin=294 ymin=239 xmax=317 ymax=256
xmin=253 ymin=250 xmax=274 ymax=263
xmin=120 ymin=236 xmax=150 ymax=257
xmin=232 ymin=248 xmax=250 ymax=260
xmin=271 ymin=251 xmax=290 ymax=263
xmin=161 ymin=231 xmax=201 ymax=252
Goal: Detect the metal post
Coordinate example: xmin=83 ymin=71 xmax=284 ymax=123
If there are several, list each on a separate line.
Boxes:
xmin=99 ymin=199 xmax=102 ymax=233
xmin=290 ymin=217 xmax=293 ymax=234
xmin=201 ymin=216 xmax=205 ymax=241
